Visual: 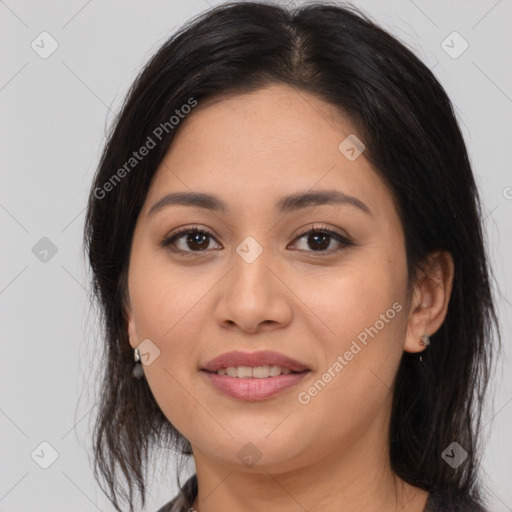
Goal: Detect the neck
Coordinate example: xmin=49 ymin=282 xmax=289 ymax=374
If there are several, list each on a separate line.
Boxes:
xmin=190 ymin=426 xmax=429 ymax=512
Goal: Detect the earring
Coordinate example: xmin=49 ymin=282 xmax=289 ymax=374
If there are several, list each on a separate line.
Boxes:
xmin=419 ymin=334 xmax=430 ymax=347
xmin=132 ymin=347 xmax=145 ymax=379
xmin=419 ymin=334 xmax=430 ymax=362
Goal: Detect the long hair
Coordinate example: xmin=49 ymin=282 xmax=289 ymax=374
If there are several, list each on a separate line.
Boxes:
xmin=83 ymin=2 xmax=502 ymax=510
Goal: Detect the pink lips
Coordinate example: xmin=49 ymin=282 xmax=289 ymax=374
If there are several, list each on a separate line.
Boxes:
xmin=201 ymin=350 xmax=310 ymax=401
xmin=201 ymin=350 xmax=309 ymax=373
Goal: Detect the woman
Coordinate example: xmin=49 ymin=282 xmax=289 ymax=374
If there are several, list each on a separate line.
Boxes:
xmin=84 ymin=2 xmax=501 ymax=511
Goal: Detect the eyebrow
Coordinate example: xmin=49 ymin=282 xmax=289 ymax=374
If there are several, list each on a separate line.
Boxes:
xmin=147 ymin=189 xmax=372 ymax=217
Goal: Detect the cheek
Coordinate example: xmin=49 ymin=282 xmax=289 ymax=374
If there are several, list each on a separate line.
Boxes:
xmin=128 ymin=243 xmax=211 ymax=339
xmin=311 ymin=258 xmax=406 ymax=344
xmin=127 ymin=247 xmax=216 ymax=428
xmin=303 ymin=259 xmax=407 ymax=404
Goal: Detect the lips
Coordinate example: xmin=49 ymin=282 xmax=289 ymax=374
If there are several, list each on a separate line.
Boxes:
xmin=203 ymin=370 xmax=309 ymax=400
xmin=200 ymin=350 xmax=311 ymax=401
xmin=201 ymin=350 xmax=310 ymax=373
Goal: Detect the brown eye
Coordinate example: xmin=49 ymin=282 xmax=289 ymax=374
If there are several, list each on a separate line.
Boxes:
xmin=182 ymin=231 xmax=210 ymax=251
xmin=291 ymin=227 xmax=353 ymax=254
xmin=161 ymin=226 xmax=221 ymax=255
xmin=305 ymin=231 xmax=331 ymax=251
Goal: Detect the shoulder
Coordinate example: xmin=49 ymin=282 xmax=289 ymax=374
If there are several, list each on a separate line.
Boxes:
xmin=424 ymin=487 xmax=490 ymax=512
xmin=155 ymin=474 xmax=198 ymax=512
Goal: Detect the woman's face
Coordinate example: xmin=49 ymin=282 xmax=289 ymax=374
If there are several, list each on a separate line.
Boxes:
xmin=126 ymin=83 xmax=421 ymax=472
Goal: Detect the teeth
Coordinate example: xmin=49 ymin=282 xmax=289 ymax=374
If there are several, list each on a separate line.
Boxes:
xmin=253 ymin=365 xmax=270 ymax=378
xmin=237 ymin=366 xmax=253 ymax=378
xmin=218 ymin=365 xmax=295 ymax=378
xmin=270 ymin=365 xmax=281 ymax=376
xmin=226 ymin=367 xmax=238 ymax=377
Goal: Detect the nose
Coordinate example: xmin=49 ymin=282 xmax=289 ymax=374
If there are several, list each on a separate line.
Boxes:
xmin=213 ymin=246 xmax=293 ymax=334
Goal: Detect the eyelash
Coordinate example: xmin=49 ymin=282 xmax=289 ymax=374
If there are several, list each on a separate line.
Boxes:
xmin=160 ymin=224 xmax=353 ymax=258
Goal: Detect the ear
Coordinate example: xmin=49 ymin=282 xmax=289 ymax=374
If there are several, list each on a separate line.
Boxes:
xmin=123 ymin=284 xmax=138 ymax=350
xmin=126 ymin=307 xmax=138 ymax=350
xmin=404 ymin=250 xmax=454 ymax=354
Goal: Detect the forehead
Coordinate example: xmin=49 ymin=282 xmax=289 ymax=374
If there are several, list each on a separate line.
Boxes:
xmin=143 ymin=84 xmax=394 ymax=219
xmin=182 ymin=84 xmax=350 ymax=145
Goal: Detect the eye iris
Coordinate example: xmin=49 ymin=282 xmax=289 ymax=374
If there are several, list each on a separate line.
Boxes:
xmin=187 ymin=232 xmax=209 ymax=250
xmin=308 ymin=232 xmax=330 ymax=251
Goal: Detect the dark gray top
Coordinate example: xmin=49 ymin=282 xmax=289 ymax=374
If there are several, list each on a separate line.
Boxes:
xmin=156 ymin=474 xmax=489 ymax=512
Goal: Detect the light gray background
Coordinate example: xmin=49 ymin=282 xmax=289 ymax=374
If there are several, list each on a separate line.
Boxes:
xmin=1 ymin=0 xmax=511 ymax=510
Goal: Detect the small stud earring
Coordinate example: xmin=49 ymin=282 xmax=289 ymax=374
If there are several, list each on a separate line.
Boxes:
xmin=419 ymin=334 xmax=430 ymax=362
xmin=132 ymin=347 xmax=145 ymax=379
xmin=419 ymin=334 xmax=430 ymax=347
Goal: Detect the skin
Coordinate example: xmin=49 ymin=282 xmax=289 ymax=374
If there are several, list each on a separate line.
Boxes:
xmin=126 ymin=83 xmax=454 ymax=512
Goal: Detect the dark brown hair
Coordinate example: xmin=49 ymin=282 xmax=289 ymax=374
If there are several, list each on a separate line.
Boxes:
xmin=84 ymin=2 xmax=502 ymax=511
